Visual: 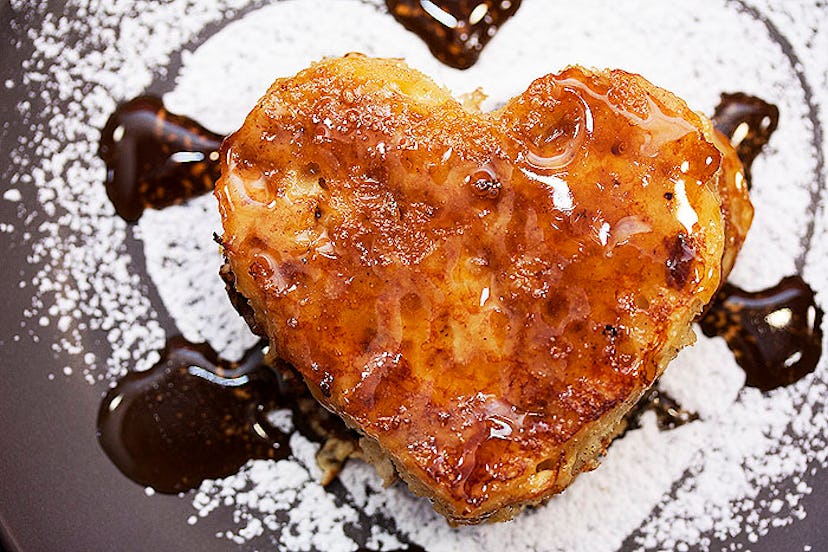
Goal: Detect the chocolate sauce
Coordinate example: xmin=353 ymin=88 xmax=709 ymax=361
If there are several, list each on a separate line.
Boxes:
xmin=98 ymin=96 xmax=223 ymax=222
xmin=707 ymin=94 xmax=824 ymax=391
xmin=624 ymin=387 xmax=700 ymax=433
xmin=386 ymin=0 xmax=522 ymax=69
xmin=96 ymin=336 xmax=288 ymax=493
xmin=357 ymin=546 xmax=427 ymax=552
xmin=711 ymin=92 xmax=779 ymax=186
xmin=97 ymin=335 xmax=358 ymax=493
xmin=699 ymin=276 xmax=824 ymax=392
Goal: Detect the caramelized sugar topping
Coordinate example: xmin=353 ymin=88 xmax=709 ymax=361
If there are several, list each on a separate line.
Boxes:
xmin=216 ymin=56 xmax=727 ymax=520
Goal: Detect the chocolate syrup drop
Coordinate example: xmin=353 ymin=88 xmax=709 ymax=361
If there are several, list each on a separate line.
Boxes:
xmin=356 ymin=546 xmax=427 ymax=552
xmin=699 ymin=276 xmax=824 ymax=392
xmin=624 ymin=387 xmax=700 ymax=434
xmin=98 ymin=96 xmax=223 ymax=222
xmin=96 ymin=336 xmax=289 ymax=493
xmin=386 ymin=0 xmax=522 ymax=69
xmin=97 ymin=335 xmax=358 ymax=493
xmin=711 ymin=92 xmax=779 ymax=187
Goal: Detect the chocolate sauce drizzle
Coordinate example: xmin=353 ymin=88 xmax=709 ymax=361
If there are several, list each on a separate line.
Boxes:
xmin=624 ymin=387 xmax=700 ymax=434
xmin=711 ymin=92 xmax=779 ymax=186
xmin=702 ymin=94 xmax=824 ymax=391
xmin=96 ymin=337 xmax=288 ymax=493
xmin=98 ymin=96 xmax=223 ymax=222
xmin=97 ymin=336 xmax=357 ymax=494
xmin=386 ymin=0 xmax=522 ymax=69
xmin=700 ymin=276 xmax=824 ymax=392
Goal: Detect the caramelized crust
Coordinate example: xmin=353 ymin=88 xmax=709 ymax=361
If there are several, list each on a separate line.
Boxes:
xmin=216 ymin=55 xmax=734 ymax=523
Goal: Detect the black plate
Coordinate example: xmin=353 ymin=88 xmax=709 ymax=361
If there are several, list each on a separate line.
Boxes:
xmin=1 ymin=2 xmax=826 ymax=551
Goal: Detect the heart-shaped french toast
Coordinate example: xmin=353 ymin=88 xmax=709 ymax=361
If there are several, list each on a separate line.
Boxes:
xmin=216 ymin=54 xmax=750 ymax=524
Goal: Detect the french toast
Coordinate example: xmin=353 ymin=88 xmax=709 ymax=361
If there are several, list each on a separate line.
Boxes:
xmin=215 ymin=54 xmax=749 ymax=524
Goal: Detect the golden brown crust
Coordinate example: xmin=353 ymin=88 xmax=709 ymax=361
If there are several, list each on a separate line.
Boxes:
xmin=216 ymin=54 xmax=734 ymax=523
xmin=709 ymin=128 xmax=754 ymax=278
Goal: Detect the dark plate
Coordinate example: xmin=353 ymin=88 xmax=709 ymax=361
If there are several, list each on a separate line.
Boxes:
xmin=1 ymin=1 xmax=826 ymax=551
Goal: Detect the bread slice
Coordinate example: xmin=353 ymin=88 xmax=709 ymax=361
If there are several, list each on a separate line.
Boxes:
xmin=215 ymin=54 xmax=746 ymax=524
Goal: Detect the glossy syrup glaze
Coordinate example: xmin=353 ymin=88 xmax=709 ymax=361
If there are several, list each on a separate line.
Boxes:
xmin=216 ymin=56 xmax=731 ymax=521
xmin=386 ymin=0 xmax=522 ymax=69
xmin=98 ymin=96 xmax=223 ymax=222
xmin=700 ymin=276 xmax=824 ymax=392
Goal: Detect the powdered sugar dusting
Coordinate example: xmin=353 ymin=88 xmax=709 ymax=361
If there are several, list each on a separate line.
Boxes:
xmin=5 ymin=0 xmax=256 ymax=382
xmin=136 ymin=195 xmax=258 ymax=361
xmin=191 ymin=435 xmax=362 ymax=551
xmin=4 ymin=0 xmax=827 ymax=550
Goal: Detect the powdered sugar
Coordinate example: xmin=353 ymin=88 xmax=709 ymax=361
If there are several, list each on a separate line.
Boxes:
xmin=4 ymin=0 xmax=257 ymax=382
xmin=5 ymin=0 xmax=827 ymax=550
xmin=191 ymin=435 xmax=362 ymax=551
xmin=3 ymin=188 xmax=22 ymax=202
xmin=136 ymin=195 xmax=258 ymax=361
